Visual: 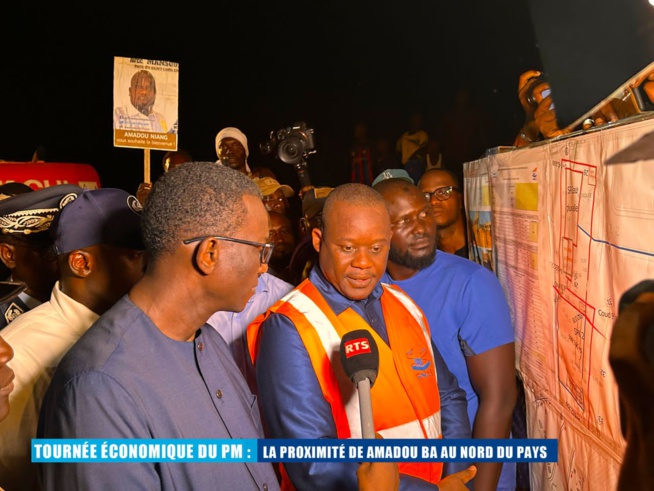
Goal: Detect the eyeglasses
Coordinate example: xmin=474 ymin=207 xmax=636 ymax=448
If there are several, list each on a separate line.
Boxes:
xmin=182 ymin=235 xmax=275 ymax=265
xmin=424 ymin=186 xmax=459 ymax=202
xmin=262 ymin=195 xmax=285 ymax=203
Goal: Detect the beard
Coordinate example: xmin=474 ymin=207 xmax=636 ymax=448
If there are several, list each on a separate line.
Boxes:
xmin=388 ymin=242 xmax=437 ymax=271
xmin=133 ymin=99 xmax=154 ymax=116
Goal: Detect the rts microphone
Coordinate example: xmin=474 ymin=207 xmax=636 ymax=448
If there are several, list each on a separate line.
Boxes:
xmin=339 ymin=330 xmax=379 ymax=439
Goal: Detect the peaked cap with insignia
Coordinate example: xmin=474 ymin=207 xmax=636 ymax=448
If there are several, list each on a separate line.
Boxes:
xmin=0 ymin=184 xmax=83 ymax=238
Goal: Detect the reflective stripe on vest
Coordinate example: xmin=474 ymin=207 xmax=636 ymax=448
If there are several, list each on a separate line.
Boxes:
xmin=249 ymin=279 xmax=444 ymax=485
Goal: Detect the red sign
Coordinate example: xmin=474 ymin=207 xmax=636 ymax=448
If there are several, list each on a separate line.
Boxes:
xmin=344 ymin=338 xmax=371 ymax=358
xmin=0 ymin=163 xmax=101 ymax=190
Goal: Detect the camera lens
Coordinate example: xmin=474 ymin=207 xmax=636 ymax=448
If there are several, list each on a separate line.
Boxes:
xmin=278 ymin=137 xmax=304 ymax=165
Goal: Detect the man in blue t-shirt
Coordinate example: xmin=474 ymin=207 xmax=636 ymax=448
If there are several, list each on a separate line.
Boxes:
xmin=375 ymin=177 xmax=517 ymax=491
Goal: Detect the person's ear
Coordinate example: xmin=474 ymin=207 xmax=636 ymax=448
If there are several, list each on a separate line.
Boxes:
xmin=68 ymin=250 xmax=93 ymax=278
xmin=194 ymin=238 xmax=220 ymax=275
xmin=312 ymin=227 xmax=323 ymax=253
xmin=0 ymin=243 xmax=16 ymax=269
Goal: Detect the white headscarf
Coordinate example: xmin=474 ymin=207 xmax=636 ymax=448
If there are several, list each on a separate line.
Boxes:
xmin=215 ymin=127 xmax=250 ymax=166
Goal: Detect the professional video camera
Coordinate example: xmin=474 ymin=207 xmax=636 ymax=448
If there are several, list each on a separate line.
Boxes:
xmin=260 ymin=121 xmax=316 ymax=187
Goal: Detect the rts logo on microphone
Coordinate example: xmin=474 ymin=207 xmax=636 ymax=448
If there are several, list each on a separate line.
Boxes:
xmin=343 ymin=338 xmax=371 ymax=358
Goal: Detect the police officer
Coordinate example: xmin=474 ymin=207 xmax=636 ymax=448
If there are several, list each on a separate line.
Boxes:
xmin=0 ymin=184 xmax=82 ymax=328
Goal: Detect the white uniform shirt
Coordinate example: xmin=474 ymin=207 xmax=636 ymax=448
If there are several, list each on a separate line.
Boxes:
xmin=0 ymin=282 xmax=99 ymax=491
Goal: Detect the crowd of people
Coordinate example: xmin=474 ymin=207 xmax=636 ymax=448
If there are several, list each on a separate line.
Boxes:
xmin=0 ymin=67 xmax=651 ymax=491
xmin=0 ymin=111 xmax=512 ymax=490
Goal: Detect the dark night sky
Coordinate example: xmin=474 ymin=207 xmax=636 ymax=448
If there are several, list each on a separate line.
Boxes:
xmin=1 ymin=1 xmax=541 ymax=192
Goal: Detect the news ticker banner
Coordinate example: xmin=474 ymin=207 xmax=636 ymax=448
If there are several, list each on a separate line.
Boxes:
xmin=32 ymin=439 xmax=557 ymax=464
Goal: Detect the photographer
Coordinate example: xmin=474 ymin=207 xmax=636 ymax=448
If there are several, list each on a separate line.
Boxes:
xmin=513 ymin=69 xmax=619 ymax=147
xmin=513 ymin=70 xmax=570 ymax=147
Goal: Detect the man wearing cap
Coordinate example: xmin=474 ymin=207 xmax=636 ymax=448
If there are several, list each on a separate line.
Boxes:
xmin=253 ymin=176 xmax=295 ymax=215
xmin=216 ymin=126 xmax=252 ymax=175
xmin=371 ymin=167 xmax=415 ymax=188
xmin=0 ymin=184 xmax=82 ymax=329
xmin=0 ymin=188 xmax=146 ymax=491
xmin=0 ymin=183 xmax=33 ymax=283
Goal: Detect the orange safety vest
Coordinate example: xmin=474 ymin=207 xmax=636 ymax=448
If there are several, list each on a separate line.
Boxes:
xmin=248 ymin=279 xmax=443 ymax=488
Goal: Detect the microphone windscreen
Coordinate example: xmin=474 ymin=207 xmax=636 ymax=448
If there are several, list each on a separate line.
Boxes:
xmin=339 ymin=329 xmax=379 ymax=386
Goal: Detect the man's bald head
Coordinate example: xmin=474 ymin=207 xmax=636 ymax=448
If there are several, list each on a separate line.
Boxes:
xmin=322 ymin=183 xmax=388 ymax=232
